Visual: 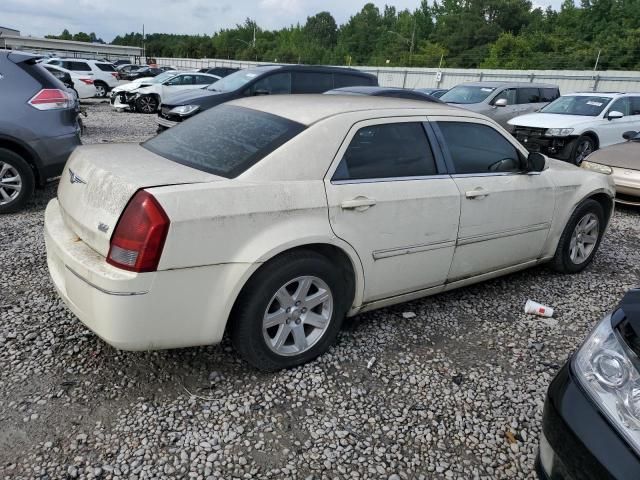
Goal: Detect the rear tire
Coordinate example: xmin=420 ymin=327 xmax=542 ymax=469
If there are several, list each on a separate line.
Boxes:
xmin=230 ymin=250 xmax=349 ymax=371
xmin=551 ymin=199 xmax=605 ymax=273
xmin=0 ymin=149 xmax=35 ymax=214
xmin=94 ymin=81 xmax=108 ymax=98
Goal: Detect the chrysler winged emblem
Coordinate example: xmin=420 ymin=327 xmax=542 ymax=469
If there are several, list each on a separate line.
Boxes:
xmin=68 ymin=169 xmax=86 ymax=185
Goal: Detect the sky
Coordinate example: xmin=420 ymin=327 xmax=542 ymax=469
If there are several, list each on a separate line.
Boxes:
xmin=1 ymin=0 xmax=562 ymax=43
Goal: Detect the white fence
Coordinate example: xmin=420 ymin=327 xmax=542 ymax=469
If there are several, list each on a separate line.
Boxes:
xmin=156 ymin=56 xmax=640 ymax=93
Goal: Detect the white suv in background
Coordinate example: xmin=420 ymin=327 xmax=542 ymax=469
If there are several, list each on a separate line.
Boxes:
xmin=509 ymin=92 xmax=640 ymax=164
xmin=44 ymin=58 xmax=120 ymax=97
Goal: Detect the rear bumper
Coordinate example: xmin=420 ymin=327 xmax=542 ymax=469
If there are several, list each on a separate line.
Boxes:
xmin=30 ymin=131 xmax=81 ymax=182
xmin=611 ymin=168 xmax=640 ymax=206
xmin=537 ymin=362 xmax=640 ymax=479
xmin=44 ymin=198 xmax=250 ymax=351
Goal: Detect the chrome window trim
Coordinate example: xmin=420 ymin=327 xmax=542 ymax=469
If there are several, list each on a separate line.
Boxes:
xmin=331 ymin=173 xmax=450 ymax=185
xmin=450 ymin=171 xmax=526 ymax=179
xmin=66 ymin=266 xmax=149 ymax=296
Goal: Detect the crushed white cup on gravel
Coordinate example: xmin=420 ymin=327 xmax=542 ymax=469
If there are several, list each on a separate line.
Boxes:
xmin=524 ymin=299 xmax=554 ymax=317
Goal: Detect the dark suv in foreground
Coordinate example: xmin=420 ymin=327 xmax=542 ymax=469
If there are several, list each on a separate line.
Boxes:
xmin=157 ymin=65 xmax=378 ymax=130
xmin=538 ymin=288 xmax=640 ymax=479
xmin=0 ymin=50 xmax=81 ymax=213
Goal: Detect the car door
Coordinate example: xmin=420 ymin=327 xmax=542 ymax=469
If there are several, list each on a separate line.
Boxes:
xmin=246 ymin=72 xmax=292 ymax=96
xmin=324 ymin=118 xmax=461 ymax=302
xmin=431 ymin=117 xmax=555 ymax=281
xmin=599 ymin=97 xmax=640 ymax=147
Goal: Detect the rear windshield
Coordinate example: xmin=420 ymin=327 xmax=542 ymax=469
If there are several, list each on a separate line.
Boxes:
xmin=143 ymin=105 xmax=305 ymax=178
xmin=96 ymin=63 xmax=117 ymax=72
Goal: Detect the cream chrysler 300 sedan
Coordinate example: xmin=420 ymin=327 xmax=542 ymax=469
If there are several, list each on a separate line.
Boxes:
xmin=45 ymin=95 xmax=615 ymax=370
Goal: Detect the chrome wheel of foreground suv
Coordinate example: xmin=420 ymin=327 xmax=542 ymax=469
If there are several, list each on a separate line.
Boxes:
xmin=569 ymin=213 xmax=599 ymax=265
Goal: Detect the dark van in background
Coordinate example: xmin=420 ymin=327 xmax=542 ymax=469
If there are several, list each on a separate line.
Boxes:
xmin=157 ymin=65 xmax=378 ymax=130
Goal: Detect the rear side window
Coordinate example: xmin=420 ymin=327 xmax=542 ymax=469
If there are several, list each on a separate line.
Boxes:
xmin=143 ymin=105 xmax=305 ymax=178
xmin=517 ymin=88 xmax=541 ymax=104
xmin=540 ymin=88 xmax=559 ymax=102
xmin=65 ymin=61 xmax=90 ymax=71
xmin=334 ymin=74 xmax=372 ymax=88
xmin=333 ymin=123 xmax=437 ymax=181
xmin=292 ymin=72 xmax=333 ymax=93
xmin=630 ymin=97 xmax=640 ymax=116
xmin=96 ymin=63 xmax=116 ymax=72
xmin=196 ymin=75 xmax=216 ymax=85
xmin=437 ymin=122 xmax=522 ymax=174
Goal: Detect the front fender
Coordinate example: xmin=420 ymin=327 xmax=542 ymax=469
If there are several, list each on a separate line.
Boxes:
xmin=541 ymin=160 xmax=615 ymax=258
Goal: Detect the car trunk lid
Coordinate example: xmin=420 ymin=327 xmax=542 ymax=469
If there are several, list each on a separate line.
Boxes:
xmin=57 ymin=143 xmax=223 ymax=257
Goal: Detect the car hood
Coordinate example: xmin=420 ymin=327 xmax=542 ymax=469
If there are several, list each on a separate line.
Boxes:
xmin=508 ymin=112 xmax=599 ymax=128
xmin=113 ymin=78 xmax=155 ymax=93
xmin=586 ymin=141 xmax=640 ymax=170
xmin=163 ymin=88 xmax=234 ymax=108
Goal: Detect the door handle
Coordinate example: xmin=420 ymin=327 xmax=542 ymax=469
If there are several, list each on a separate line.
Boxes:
xmin=465 ymin=188 xmax=490 ymax=199
xmin=340 ymin=196 xmax=376 ymax=211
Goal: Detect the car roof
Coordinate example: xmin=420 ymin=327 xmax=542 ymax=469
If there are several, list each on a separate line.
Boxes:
xmin=457 ymin=81 xmax=558 ymax=88
xmin=229 ymin=94 xmax=471 ymax=126
xmin=247 ymin=64 xmax=375 ymax=77
xmin=330 ymin=86 xmax=404 ymax=94
xmin=565 ymin=92 xmax=637 ymax=97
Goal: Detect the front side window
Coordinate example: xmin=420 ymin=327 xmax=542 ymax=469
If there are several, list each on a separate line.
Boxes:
xmin=541 ymin=95 xmax=612 ymax=116
xmin=440 ymin=86 xmax=496 ymax=104
xmin=249 ymin=73 xmax=292 ymax=95
xmin=333 ymin=123 xmax=437 ymax=181
xmin=143 ymin=105 xmax=305 ymax=178
xmin=437 ymin=122 xmax=522 ymax=174
xmin=608 ymin=97 xmax=630 ymax=116
xmin=492 ymin=88 xmax=516 ymax=105
xmin=517 ymin=88 xmax=541 ymax=104
xmin=334 ymin=74 xmax=373 ymax=88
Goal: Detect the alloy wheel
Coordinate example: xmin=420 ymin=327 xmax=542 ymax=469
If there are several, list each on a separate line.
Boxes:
xmin=0 ymin=161 xmax=22 ymax=206
xmin=95 ymin=84 xmax=106 ymax=97
xmin=569 ymin=212 xmax=599 ymax=264
xmin=574 ymin=139 xmax=594 ymax=165
xmin=262 ymin=275 xmax=333 ymax=356
xmin=138 ymin=96 xmax=157 ymax=113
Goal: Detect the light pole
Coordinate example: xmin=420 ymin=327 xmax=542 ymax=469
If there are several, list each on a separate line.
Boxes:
xmin=387 ymin=20 xmax=416 ymax=66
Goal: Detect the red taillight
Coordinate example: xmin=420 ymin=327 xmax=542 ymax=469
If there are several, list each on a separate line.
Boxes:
xmin=107 ymin=191 xmax=170 ymax=273
xmin=28 ymin=89 xmax=73 ymax=110
xmin=80 ymin=78 xmax=94 ymax=85
xmin=111 ymin=72 xmax=120 ymax=79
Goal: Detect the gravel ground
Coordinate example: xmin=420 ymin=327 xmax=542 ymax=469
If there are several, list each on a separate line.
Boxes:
xmin=1 ymin=101 xmax=639 ymax=480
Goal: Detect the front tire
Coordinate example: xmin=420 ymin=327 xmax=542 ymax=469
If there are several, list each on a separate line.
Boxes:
xmin=136 ymin=95 xmax=158 ymax=114
xmin=0 ymin=149 xmax=35 ymax=214
xmin=231 ymin=250 xmax=348 ymax=371
xmin=572 ymin=135 xmax=596 ymax=165
xmin=551 ymin=199 xmax=605 ymax=273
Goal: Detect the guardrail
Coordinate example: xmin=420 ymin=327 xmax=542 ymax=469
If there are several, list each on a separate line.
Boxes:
xmin=155 ymin=57 xmax=640 ymax=93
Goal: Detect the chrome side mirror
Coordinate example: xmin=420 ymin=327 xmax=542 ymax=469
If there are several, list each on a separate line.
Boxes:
xmin=494 ymin=98 xmax=508 ymax=108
